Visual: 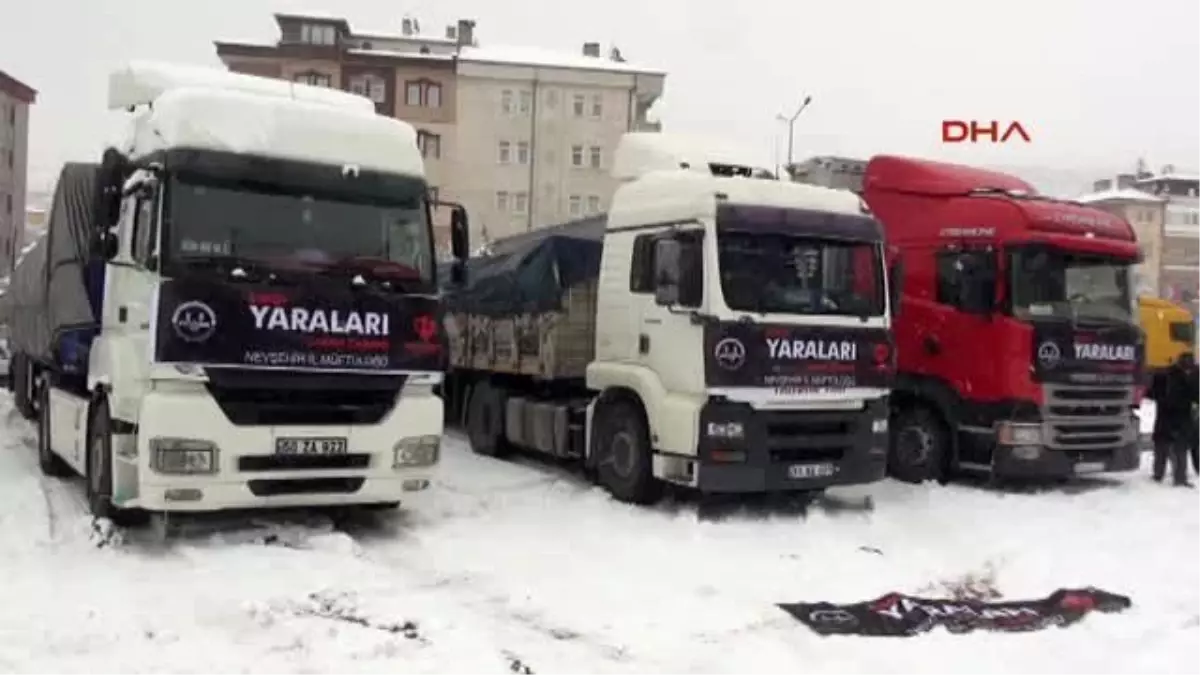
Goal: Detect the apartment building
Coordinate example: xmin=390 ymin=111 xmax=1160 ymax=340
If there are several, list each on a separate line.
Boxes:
xmin=1074 ymin=187 xmax=1167 ymax=297
xmin=1131 ymin=171 xmax=1199 ymax=312
xmin=214 ymin=14 xmax=665 ymax=249
xmin=0 ymin=70 xmax=36 ymax=277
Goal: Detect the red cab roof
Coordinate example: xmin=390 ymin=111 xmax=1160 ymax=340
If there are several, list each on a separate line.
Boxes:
xmin=864 ymin=155 xmax=1033 ymax=196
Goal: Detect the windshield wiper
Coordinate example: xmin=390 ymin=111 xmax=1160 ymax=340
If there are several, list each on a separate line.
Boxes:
xmin=317 ymin=256 xmax=426 ymax=293
xmin=178 ymin=255 xmax=289 ymax=283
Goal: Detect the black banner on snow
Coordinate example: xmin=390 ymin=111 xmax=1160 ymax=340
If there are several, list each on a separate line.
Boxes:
xmin=1031 ymin=322 xmax=1143 ymax=385
xmin=704 ymin=322 xmax=894 ymax=392
xmin=153 ymin=277 xmax=444 ymax=373
xmin=779 ymin=587 xmax=1132 ymax=637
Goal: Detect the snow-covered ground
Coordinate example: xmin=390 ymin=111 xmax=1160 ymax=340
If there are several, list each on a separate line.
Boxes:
xmin=1 ymin=392 xmax=1196 ymax=674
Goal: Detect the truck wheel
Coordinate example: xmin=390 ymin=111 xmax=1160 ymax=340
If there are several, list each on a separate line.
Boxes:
xmin=466 ymin=382 xmax=509 ymax=458
xmin=889 ymin=406 xmax=946 ymax=484
xmin=36 ymin=377 xmax=72 ymax=478
xmin=594 ymin=398 xmax=662 ymax=505
xmin=86 ymin=396 xmax=144 ymax=527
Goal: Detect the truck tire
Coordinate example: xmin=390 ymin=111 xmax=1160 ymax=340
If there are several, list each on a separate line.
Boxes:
xmin=466 ymin=381 xmax=509 ymax=458
xmin=889 ymin=406 xmax=947 ymax=484
xmin=13 ymin=354 xmax=37 ymax=420
xmin=593 ymin=398 xmax=662 ymax=505
xmin=86 ymin=395 xmax=145 ymax=527
xmin=36 ymin=378 xmax=72 ymax=478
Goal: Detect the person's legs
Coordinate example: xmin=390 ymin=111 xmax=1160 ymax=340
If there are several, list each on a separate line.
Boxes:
xmin=1153 ymin=441 xmax=1168 ymax=481
xmin=1171 ymin=440 xmax=1191 ymax=486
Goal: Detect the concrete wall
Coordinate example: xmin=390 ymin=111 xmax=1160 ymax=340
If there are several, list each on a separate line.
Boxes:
xmin=0 ymin=91 xmax=30 ymax=276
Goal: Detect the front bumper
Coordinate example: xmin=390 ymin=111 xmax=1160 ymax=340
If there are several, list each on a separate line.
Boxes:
xmin=982 ymin=414 xmax=1141 ymax=478
xmin=686 ymin=397 xmax=889 ymax=493
xmin=114 ymin=385 xmax=444 ymax=512
xmin=991 ymin=441 xmax=1141 ymax=478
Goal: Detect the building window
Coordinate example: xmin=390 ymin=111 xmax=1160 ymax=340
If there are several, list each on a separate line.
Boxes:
xmin=496 ymin=191 xmax=509 ymax=212
xmin=572 ymin=94 xmax=585 ymax=117
xmin=498 ymin=141 xmax=511 ymax=164
xmin=5 ymin=149 xmax=11 ymax=168
xmin=294 ymin=71 xmax=332 ymax=87
xmin=405 ymin=80 xmax=442 ymax=107
xmin=501 ymin=89 xmax=513 ymax=115
xmin=516 ymin=141 xmax=530 ymax=165
xmin=4 ymin=193 xmax=10 ymax=214
xmin=587 ymin=195 xmax=601 ymax=214
xmin=514 ymin=191 xmax=528 ymax=214
xmin=591 ymin=94 xmax=602 ymax=118
xmin=571 ymin=145 xmax=584 ymax=167
xmin=569 ymin=195 xmax=582 ymax=216
xmin=545 ymin=89 xmax=558 ymax=108
xmin=589 ymin=146 xmax=602 ymax=169
xmin=300 ymin=23 xmax=337 ymax=45
xmin=6 ymin=104 xmax=13 ymax=126
xmin=417 ymin=131 xmax=441 ymax=159
xmin=348 ymin=73 xmax=386 ymax=104
xmin=519 ymin=90 xmax=532 ymax=115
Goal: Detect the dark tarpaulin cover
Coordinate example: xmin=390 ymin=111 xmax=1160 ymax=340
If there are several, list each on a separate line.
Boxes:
xmin=6 ymin=163 xmax=100 ymax=362
xmin=779 ymin=587 xmax=1132 ymax=637
xmin=442 ymin=216 xmax=605 ymax=317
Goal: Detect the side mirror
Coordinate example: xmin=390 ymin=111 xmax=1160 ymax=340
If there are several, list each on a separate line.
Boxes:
xmin=888 ymin=258 xmax=904 ymax=318
xmin=653 ymin=238 xmax=682 ymax=307
xmin=450 ymin=207 xmax=469 ymax=261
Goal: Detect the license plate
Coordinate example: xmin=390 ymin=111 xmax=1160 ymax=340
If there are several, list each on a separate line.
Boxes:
xmin=788 ymin=462 xmax=836 ymax=479
xmin=1075 ymin=461 xmax=1107 ymax=474
xmin=275 ymin=437 xmax=348 ymax=455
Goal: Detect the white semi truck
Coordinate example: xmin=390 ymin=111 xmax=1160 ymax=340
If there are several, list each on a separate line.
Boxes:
xmin=441 ymin=133 xmax=900 ymax=504
xmin=5 ymin=62 xmax=469 ymax=524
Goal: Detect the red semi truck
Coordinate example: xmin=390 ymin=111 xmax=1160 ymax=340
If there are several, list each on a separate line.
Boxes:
xmin=832 ymin=156 xmax=1143 ymax=482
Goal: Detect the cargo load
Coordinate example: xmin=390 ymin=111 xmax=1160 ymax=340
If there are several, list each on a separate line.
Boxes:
xmin=444 ymin=216 xmax=603 ymax=380
xmin=5 ymin=163 xmax=101 ymax=365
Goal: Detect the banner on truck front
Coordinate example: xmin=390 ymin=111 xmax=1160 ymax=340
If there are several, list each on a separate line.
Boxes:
xmin=152 ymin=277 xmax=444 ymax=374
xmin=703 ymin=322 xmax=894 ymax=394
xmin=1031 ymin=323 xmax=1143 ymax=385
xmin=779 ymin=587 xmax=1131 ymax=637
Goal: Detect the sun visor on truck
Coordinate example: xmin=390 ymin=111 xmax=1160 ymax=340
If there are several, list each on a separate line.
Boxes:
xmin=442 ymin=217 xmax=605 ymax=317
xmin=716 ymin=203 xmax=884 ymax=243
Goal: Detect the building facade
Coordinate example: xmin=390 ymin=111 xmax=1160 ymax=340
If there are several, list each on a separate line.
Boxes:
xmin=0 ymin=70 xmax=35 ymax=277
xmin=1131 ymin=171 xmax=1199 ymax=314
xmin=1074 ymin=188 xmax=1168 ymax=297
xmin=215 ymin=14 xmax=664 ymax=250
xmin=786 ymin=156 xmax=867 ymax=192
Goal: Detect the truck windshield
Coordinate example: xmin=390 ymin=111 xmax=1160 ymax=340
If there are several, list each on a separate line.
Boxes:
xmin=165 ymin=174 xmax=434 ymax=288
xmin=1009 ymin=246 xmax=1136 ymax=324
xmin=717 ymin=230 xmax=884 ymax=316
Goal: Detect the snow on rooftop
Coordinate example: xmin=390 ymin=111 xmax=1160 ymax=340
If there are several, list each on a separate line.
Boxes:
xmin=124 ymin=87 xmax=424 ymax=179
xmin=612 ymin=132 xmax=770 ymax=182
xmin=1074 ymin=188 xmax=1166 ymax=205
xmin=458 ymin=44 xmax=663 ymax=75
xmin=110 ymin=61 xmax=374 ymax=114
xmin=345 ymin=48 xmax=452 ymax=62
xmin=1134 ymin=172 xmax=1200 ymax=184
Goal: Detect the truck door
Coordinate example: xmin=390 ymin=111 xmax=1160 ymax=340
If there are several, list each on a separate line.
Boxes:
xmin=930 ymin=246 xmax=1000 ymax=456
xmin=636 ymin=225 xmax=705 ymax=395
xmin=101 ymin=177 xmax=162 ymax=366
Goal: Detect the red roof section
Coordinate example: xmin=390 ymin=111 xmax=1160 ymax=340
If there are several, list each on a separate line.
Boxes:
xmin=0 ymin=70 xmax=37 ymax=104
xmin=864 ymin=155 xmax=1033 ymax=196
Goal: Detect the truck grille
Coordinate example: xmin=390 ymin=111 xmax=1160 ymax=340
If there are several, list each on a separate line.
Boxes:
xmin=204 ymin=369 xmax=404 ymax=426
xmin=763 ymin=410 xmax=856 ymax=464
xmin=1042 ymin=385 xmax=1135 ymax=451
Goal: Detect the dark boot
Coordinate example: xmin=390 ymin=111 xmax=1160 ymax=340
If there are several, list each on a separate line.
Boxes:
xmin=1152 ymin=441 xmax=1168 ymax=481
xmin=1171 ymin=442 xmax=1191 ymax=487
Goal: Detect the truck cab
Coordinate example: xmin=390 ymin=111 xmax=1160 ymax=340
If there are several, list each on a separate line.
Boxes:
xmin=861 ymin=155 xmax=1142 ymax=481
xmin=20 ymin=62 xmax=469 ymax=522
xmin=586 ymin=134 xmax=897 ymax=498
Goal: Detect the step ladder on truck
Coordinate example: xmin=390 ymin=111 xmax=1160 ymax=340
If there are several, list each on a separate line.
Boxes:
xmin=4 ymin=61 xmax=471 ymax=524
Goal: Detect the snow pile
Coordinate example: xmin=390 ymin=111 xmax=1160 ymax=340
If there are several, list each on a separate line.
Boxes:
xmin=0 ymin=392 xmax=1196 ymax=673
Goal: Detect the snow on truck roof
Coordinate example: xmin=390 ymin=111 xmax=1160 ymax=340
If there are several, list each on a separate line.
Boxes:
xmin=109 ymin=61 xmax=374 ymax=113
xmin=609 ymin=133 xmax=866 ymax=229
xmin=111 ymin=62 xmax=424 ymax=179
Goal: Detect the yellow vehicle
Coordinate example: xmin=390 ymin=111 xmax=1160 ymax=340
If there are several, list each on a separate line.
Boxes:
xmin=1138 ymin=295 xmax=1196 ymax=373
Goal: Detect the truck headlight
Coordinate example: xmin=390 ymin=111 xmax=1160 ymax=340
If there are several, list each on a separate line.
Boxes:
xmin=150 ymin=438 xmax=218 ymax=474
xmin=393 ymin=435 xmax=440 ymax=468
xmin=872 ymin=418 xmax=888 ymax=434
xmin=996 ymin=422 xmax=1041 ymax=446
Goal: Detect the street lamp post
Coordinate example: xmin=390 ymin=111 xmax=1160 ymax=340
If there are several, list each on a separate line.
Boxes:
xmin=776 ymin=95 xmax=813 ymax=178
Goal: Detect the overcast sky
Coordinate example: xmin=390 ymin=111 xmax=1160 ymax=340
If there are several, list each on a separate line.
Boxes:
xmin=4 ymin=0 xmax=1198 ymax=194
